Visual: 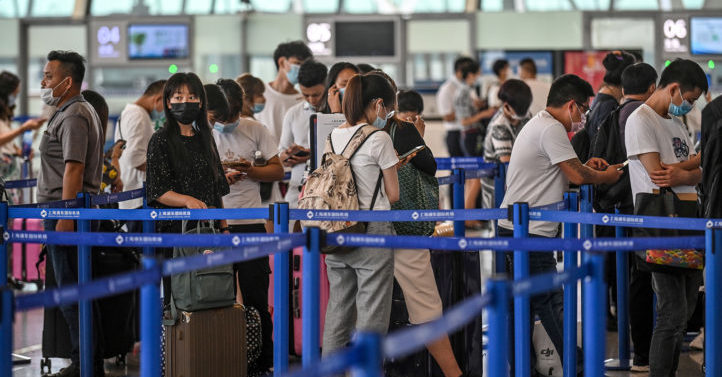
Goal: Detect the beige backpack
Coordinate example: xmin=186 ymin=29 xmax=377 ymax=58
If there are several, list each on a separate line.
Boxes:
xmin=298 ymin=125 xmax=383 ymax=237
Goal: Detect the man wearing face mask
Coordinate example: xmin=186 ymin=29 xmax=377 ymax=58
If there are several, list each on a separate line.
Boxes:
xmin=114 ymin=80 xmax=166 ymax=214
xmin=255 ymin=41 xmax=313 ymax=144
xmin=624 ymin=59 xmax=706 ymax=377
xmin=37 ymin=50 xmax=104 ymax=377
xmin=279 ymin=59 xmax=327 ymax=209
xmin=498 ymin=74 xmax=622 ymax=375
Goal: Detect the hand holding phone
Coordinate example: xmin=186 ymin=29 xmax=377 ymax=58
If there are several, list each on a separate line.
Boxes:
xmin=617 ymin=160 xmax=630 ymax=171
xmin=399 ymin=145 xmax=426 ymax=160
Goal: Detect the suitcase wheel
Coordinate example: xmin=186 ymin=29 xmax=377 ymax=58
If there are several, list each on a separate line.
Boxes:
xmin=40 ymin=357 xmax=51 ymax=375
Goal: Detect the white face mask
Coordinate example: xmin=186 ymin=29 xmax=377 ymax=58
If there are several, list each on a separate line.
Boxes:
xmin=40 ymin=77 xmax=69 ymax=107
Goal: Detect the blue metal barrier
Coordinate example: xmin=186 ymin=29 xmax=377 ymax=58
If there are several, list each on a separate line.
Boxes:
xmin=606 ymin=207 xmax=631 ymax=371
xmin=512 ymin=202 xmax=531 ymax=377
xmin=0 ymin=201 xmax=10 ymax=376
xmin=452 ymin=168 xmax=465 ymax=238
xmin=706 ymin=228 xmax=722 ymax=377
xmin=77 ymin=193 xmax=93 ymax=377
xmin=274 ymin=202 xmax=291 ymax=376
xmin=563 ymin=191 xmax=579 ymax=377
xmin=302 ymin=227 xmax=321 ymax=367
xmin=493 ymin=163 xmax=507 ymax=274
xmin=487 ymin=279 xmax=509 ymax=377
xmin=140 ymin=191 xmax=160 ymax=377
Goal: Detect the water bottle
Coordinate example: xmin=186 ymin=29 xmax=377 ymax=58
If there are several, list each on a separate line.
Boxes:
xmin=22 ymin=131 xmax=33 ymax=157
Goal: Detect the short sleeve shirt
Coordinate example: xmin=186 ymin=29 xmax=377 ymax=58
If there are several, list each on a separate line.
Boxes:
xmin=498 ymin=111 xmax=579 ymax=236
xmin=330 ymin=124 xmax=399 ymax=210
xmin=625 ymin=104 xmax=697 ymax=204
xmin=483 ymin=111 xmax=527 ymax=163
xmin=436 ymin=77 xmax=463 ymax=131
xmin=213 ymin=118 xmax=278 ymax=225
xmin=453 ymin=85 xmax=475 ymax=125
xmin=38 ymin=95 xmax=103 ymax=203
xmin=115 ymin=103 xmax=154 ymax=209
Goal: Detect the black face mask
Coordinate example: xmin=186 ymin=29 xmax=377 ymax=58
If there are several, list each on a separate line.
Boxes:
xmin=170 ymin=102 xmax=201 ymax=125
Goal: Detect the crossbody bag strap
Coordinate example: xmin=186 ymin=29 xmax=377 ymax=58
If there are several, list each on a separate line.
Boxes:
xmin=368 ymin=172 xmax=383 ymax=210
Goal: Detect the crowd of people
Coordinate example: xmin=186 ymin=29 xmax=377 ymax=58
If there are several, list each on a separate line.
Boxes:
xmin=0 ymin=41 xmax=718 ymax=377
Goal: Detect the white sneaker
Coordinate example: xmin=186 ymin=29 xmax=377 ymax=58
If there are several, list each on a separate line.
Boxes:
xmin=690 ymin=328 xmax=704 ymax=350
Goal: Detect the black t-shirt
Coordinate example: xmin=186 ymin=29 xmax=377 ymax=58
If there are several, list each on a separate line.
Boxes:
xmin=146 ymin=128 xmax=230 ymax=233
xmin=587 ymin=93 xmax=619 ymax=142
xmin=388 ymin=120 xmax=436 ymax=176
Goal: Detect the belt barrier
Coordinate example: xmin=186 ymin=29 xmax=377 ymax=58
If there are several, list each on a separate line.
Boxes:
xmin=3 ymin=178 xmax=37 ymax=189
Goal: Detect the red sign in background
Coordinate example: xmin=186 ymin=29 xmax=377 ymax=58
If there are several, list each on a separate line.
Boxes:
xmin=564 ymin=51 xmax=610 ymax=92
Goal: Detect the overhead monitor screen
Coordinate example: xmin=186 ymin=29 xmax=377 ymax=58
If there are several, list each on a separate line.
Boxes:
xmin=691 ymin=18 xmax=722 ymax=55
xmin=128 ymin=24 xmax=189 ymax=60
xmin=335 ymin=21 xmax=395 ymax=57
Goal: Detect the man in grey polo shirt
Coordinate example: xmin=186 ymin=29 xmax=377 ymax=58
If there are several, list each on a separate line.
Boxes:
xmin=38 ymin=50 xmax=103 ymax=377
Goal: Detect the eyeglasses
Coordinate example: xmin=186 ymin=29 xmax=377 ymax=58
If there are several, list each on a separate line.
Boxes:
xmin=575 ymin=102 xmax=591 ymax=114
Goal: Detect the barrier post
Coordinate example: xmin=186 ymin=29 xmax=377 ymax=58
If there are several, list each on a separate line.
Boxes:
xmin=706 ymin=228 xmax=722 ymax=377
xmin=512 ymin=202 xmax=530 ymax=377
xmin=77 ymin=192 xmax=93 ymax=377
xmin=140 ymin=189 xmax=161 ymax=377
xmin=273 ymin=202 xmax=290 ymax=376
xmin=562 ymin=191 xmax=579 ymax=377
xmin=351 ymin=332 xmax=383 ymax=377
xmin=302 ymin=227 xmax=321 ymax=367
xmin=579 ymin=185 xmax=593 ymax=347
xmin=487 ymin=278 xmax=509 ymax=377
xmin=581 ymin=185 xmax=605 ymax=377
xmin=606 ymin=209 xmax=630 ymax=371
xmin=494 ymin=163 xmax=507 ymax=274
xmin=0 ymin=200 xmax=12 ymax=377
xmin=452 ymin=168 xmax=466 ymax=238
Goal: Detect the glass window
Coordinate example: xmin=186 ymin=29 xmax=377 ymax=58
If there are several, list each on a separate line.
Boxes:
xmin=682 ymin=0 xmax=704 ymax=9
xmin=90 ymin=0 xmax=133 ymax=16
xmin=146 ymin=0 xmax=183 ymax=15
xmin=0 ymin=0 xmax=29 ymax=17
xmin=185 ymin=0 xmax=212 ymax=14
xmin=250 ymin=56 xmax=277 ymax=83
xmin=250 ymin=0 xmax=291 ymax=12
xmin=525 ymin=0 xmax=572 ymax=11
xmin=30 ymin=0 xmax=74 ymax=17
xmin=481 ymin=0 xmax=504 ymax=12
xmin=343 ymin=0 xmax=377 ymax=13
xmin=215 ymin=0 xmax=252 ymax=13
xmin=573 ymin=0 xmax=611 ymax=10
xmin=303 ymin=0 xmax=339 ymax=13
xmin=614 ymin=0 xmax=657 ymax=10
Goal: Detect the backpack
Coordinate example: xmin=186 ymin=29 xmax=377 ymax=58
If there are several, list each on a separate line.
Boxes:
xmin=298 ymin=125 xmax=383 ymax=250
xmin=590 ymin=102 xmax=633 ymax=212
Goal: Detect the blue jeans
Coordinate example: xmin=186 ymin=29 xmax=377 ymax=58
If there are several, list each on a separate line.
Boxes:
xmin=44 ymin=219 xmax=103 ymax=366
xmin=649 ymin=269 xmax=703 ymax=377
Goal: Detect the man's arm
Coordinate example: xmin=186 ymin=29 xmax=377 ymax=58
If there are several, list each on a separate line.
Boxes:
xmin=639 ymin=152 xmax=702 ymax=187
xmin=558 ymin=158 xmax=622 ymax=186
xmin=56 ymin=161 xmax=84 ymax=232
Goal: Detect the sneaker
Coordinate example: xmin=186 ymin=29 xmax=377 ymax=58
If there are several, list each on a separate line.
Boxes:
xmin=691 ymin=328 xmax=704 ymax=350
xmin=47 ymin=364 xmax=80 ymax=377
xmin=630 ymin=362 xmax=650 ymax=373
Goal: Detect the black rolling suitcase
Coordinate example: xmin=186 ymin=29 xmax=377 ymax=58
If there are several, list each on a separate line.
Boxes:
xmin=383 ymin=279 xmax=431 ymax=377
xmin=429 ymin=250 xmax=484 ymax=377
xmin=41 ymin=244 xmax=140 ymax=374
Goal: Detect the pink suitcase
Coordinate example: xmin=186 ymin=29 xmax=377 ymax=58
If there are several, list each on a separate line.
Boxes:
xmin=11 ymin=218 xmax=45 ymax=282
xmin=268 ymin=246 xmax=329 ymax=355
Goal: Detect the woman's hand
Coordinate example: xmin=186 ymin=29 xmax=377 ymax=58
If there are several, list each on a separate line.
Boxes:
xmin=225 ymin=170 xmax=246 ymax=185
xmin=396 ymin=151 xmax=419 ymax=169
xmin=21 ymin=117 xmax=47 ymax=132
xmin=327 ymin=84 xmax=342 ymax=113
xmin=184 ymin=196 xmax=208 ymax=209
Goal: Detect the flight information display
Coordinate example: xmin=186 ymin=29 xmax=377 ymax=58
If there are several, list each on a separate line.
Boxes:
xmin=691 ymin=18 xmax=722 ymax=55
xmin=128 ymin=24 xmax=189 ymax=60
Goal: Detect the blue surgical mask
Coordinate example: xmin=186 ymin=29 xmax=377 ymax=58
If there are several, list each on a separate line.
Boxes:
xmin=252 ymin=103 xmax=265 ymax=114
xmin=286 ymin=63 xmax=301 ymax=85
xmin=669 ymin=90 xmax=694 ymax=117
xmin=7 ymin=94 xmax=17 ymax=108
xmin=213 ymin=120 xmax=239 ymax=133
xmin=150 ymin=109 xmax=164 ymax=121
xmin=372 ymin=103 xmax=395 ymax=129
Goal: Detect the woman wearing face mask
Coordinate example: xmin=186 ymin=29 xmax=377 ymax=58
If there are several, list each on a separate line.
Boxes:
xmin=323 ymin=62 xmax=360 ymax=114
xmin=322 ymin=73 xmax=401 ymax=356
xmin=209 ymin=79 xmax=283 ymax=374
xmin=236 ymin=73 xmax=267 ymax=120
xmin=146 ymin=73 xmax=230 ymax=304
xmin=0 ymin=71 xmax=47 ymax=177
xmin=482 ymin=79 xmax=532 ymax=213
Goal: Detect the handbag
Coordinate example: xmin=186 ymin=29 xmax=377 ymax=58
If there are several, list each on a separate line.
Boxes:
xmin=390 ymin=123 xmax=439 ymax=236
xmin=633 ymin=187 xmax=703 ymax=271
xmin=165 ymin=220 xmax=236 ymax=325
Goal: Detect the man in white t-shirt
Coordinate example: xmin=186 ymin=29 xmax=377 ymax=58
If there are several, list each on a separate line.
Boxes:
xmin=114 ymin=79 xmax=165 ymax=211
xmin=624 ymin=59 xmax=705 ymax=377
xmin=519 ymin=57 xmax=552 ymax=117
xmin=437 ymin=56 xmax=473 ymax=157
xmin=279 ymin=60 xmax=327 ymax=208
xmin=498 ymin=74 xmax=622 ymax=374
xmin=255 ymin=41 xmax=312 ymax=144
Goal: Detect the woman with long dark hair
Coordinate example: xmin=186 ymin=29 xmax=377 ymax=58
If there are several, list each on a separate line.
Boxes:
xmin=323 ymin=62 xmax=360 ymax=114
xmin=146 ymin=72 xmax=230 ymax=248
